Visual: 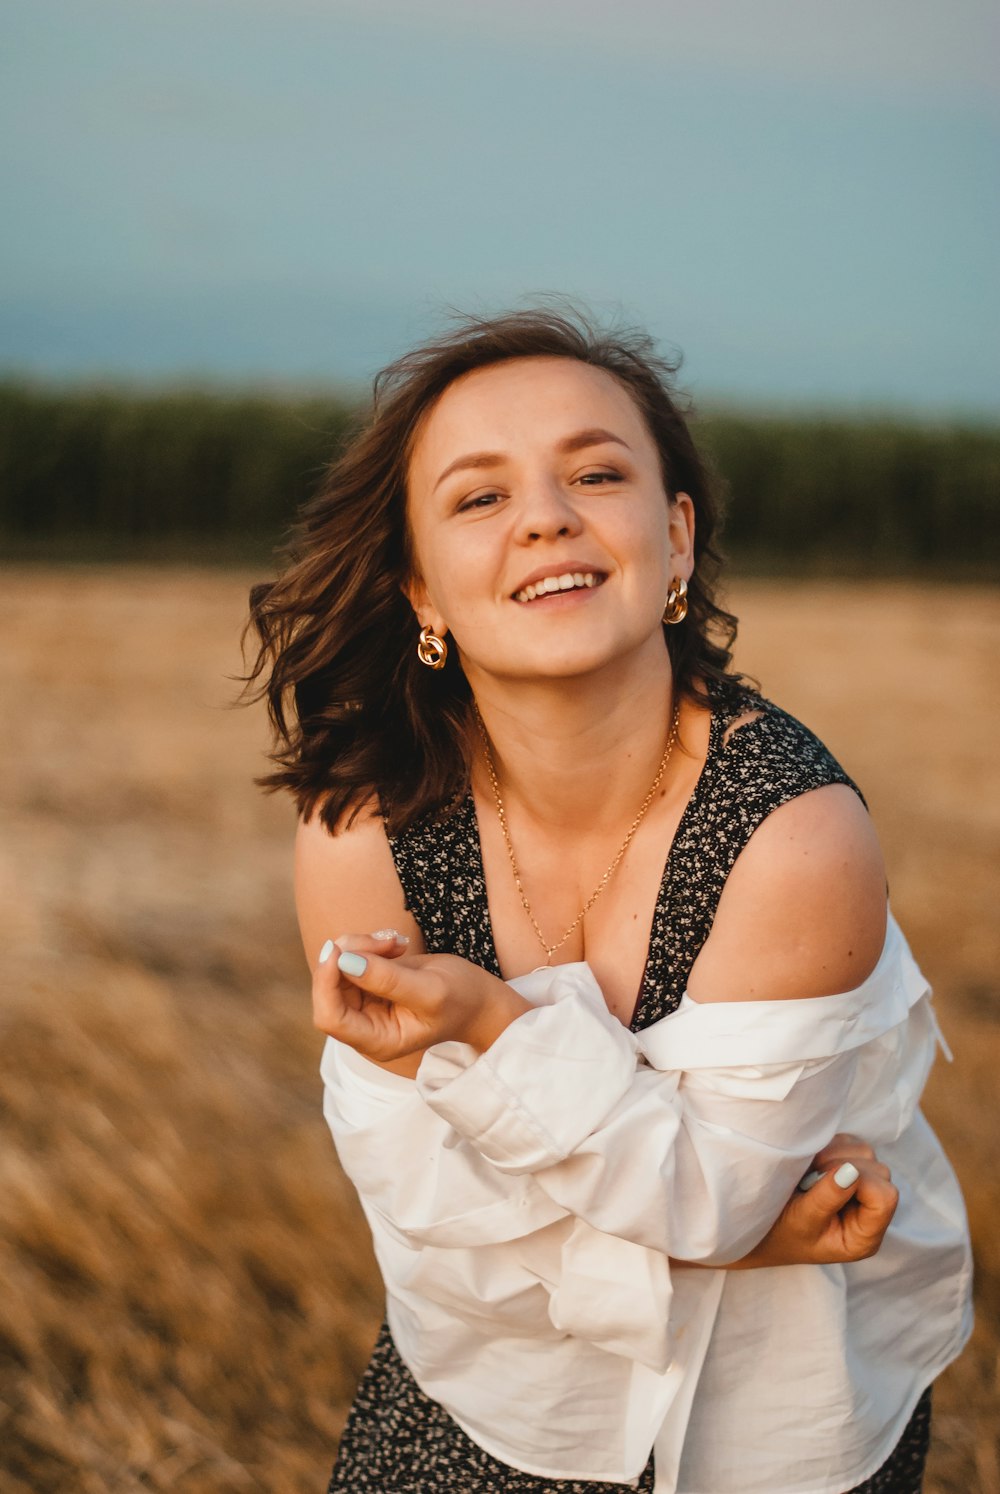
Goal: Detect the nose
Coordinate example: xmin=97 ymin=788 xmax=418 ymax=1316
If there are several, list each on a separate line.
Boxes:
xmin=513 ymin=475 xmax=584 ymax=544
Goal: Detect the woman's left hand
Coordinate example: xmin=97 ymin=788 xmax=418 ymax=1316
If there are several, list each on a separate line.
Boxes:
xmin=313 ymin=936 xmax=531 ymax=1062
xmin=723 ymin=1134 xmax=899 ymax=1269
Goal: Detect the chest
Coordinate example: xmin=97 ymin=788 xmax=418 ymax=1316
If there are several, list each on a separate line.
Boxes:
xmin=472 ymin=726 xmax=711 ymax=1025
xmin=478 ymin=825 xmax=669 ymax=1023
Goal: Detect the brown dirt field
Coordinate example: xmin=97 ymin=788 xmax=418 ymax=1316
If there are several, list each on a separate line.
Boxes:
xmin=0 ymin=566 xmax=997 ymax=1494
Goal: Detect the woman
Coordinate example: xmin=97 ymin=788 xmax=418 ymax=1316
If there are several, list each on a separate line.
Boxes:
xmin=245 ymin=308 xmax=971 ymax=1493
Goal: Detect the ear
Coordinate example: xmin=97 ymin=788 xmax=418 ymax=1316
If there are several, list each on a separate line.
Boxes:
xmin=668 ymin=491 xmax=696 ymax=577
xmin=401 ymin=575 xmax=447 ymax=638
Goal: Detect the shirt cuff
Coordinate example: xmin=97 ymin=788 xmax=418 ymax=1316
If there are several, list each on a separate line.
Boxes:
xmin=417 ymin=966 xmax=639 ymax=1171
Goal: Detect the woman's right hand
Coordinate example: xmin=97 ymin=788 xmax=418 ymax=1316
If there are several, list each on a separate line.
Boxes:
xmin=312 ymin=934 xmax=531 ymax=1063
xmin=722 ymin=1135 xmax=899 ymax=1269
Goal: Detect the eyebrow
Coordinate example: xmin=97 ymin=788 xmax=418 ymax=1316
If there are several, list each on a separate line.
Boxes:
xmin=432 ymin=427 xmax=632 ymax=492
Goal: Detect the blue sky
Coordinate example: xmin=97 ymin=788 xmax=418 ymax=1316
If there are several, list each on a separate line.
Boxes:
xmin=2 ymin=0 xmax=998 ymax=412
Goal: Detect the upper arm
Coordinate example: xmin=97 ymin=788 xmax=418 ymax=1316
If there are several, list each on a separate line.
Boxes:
xmin=686 ymin=783 xmax=888 ymax=1003
xmin=294 ymin=798 xmax=425 ymax=970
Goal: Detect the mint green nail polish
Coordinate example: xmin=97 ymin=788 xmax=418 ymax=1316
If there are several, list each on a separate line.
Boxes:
xmin=318 ymin=939 xmax=334 ymax=965
xmin=797 ymin=1168 xmax=825 ymax=1192
xmin=338 ymin=950 xmax=368 ymax=977
xmin=834 ymin=1162 xmax=859 ymax=1188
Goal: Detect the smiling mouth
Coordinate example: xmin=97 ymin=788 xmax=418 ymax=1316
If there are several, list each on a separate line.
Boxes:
xmin=512 ymin=571 xmax=607 ymax=604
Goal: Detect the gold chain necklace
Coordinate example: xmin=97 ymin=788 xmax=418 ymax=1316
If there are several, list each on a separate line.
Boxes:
xmin=474 ymin=699 xmax=681 ymax=964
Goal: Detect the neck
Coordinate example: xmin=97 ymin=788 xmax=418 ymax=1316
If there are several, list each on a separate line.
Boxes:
xmin=466 ymin=641 xmax=679 ymax=835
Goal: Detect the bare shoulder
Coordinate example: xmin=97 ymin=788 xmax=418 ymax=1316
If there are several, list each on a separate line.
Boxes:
xmin=294 ymin=797 xmax=424 ymax=969
xmin=686 ymin=783 xmax=888 ymax=1003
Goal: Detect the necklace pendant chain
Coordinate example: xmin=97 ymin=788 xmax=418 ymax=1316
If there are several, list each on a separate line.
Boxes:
xmin=475 ymin=699 xmax=682 ymax=963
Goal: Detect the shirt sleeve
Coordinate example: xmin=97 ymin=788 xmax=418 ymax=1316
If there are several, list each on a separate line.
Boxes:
xmin=321 ymin=1036 xmax=570 ymax=1249
xmin=321 ymin=1028 xmax=714 ymax=1374
xmin=416 ymin=913 xmax=937 ymax=1264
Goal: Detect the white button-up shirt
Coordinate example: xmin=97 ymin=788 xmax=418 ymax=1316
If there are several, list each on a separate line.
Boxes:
xmin=321 ymin=909 xmax=972 ymax=1493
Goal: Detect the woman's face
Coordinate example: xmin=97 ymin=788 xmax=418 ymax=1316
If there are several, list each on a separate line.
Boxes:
xmin=404 ymin=356 xmax=695 ymax=687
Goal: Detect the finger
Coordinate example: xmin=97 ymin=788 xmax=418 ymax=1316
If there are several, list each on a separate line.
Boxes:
xmin=807 ymin=1149 xmax=886 ymax=1185
xmin=370 ymin=928 xmax=411 ymax=957
xmin=843 ymin=1166 xmax=899 ymax=1250
xmin=312 ymin=944 xmax=402 ymax=1057
xmin=335 ymin=947 xmax=427 ymax=1009
xmin=336 ymin=930 xmax=411 ymax=960
xmin=796 ymin=1160 xmax=860 ymax=1203
xmin=313 ymin=941 xmax=355 ymax=1035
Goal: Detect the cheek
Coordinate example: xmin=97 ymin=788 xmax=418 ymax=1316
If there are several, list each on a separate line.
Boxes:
xmin=619 ymin=508 xmax=674 ymax=605
xmin=405 ymin=509 xmax=461 ymax=603
xmin=414 ymin=531 xmax=497 ymax=623
xmin=615 ymin=501 xmax=672 ymax=568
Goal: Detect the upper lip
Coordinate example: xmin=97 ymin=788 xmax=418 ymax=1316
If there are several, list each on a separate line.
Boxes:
xmin=509 ymin=562 xmax=608 ymax=597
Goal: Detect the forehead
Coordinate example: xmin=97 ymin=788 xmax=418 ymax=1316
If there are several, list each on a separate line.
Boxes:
xmin=408 ymin=357 xmax=652 ymax=485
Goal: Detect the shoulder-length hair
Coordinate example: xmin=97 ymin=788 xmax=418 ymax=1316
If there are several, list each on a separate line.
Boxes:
xmin=242 ymin=304 xmax=742 ymax=836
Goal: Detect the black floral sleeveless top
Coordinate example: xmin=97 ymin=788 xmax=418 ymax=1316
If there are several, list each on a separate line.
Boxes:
xmin=387 ymin=675 xmax=866 ymax=1030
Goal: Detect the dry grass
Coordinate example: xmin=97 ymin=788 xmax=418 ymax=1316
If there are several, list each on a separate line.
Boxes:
xmin=0 ymin=566 xmax=996 ymax=1493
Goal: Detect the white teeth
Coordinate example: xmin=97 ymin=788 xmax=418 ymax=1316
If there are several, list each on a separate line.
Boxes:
xmin=513 ymin=571 xmax=602 ymax=603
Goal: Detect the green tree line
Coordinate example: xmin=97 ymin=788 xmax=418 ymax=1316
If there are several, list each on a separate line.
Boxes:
xmin=1 ymin=381 xmax=996 ymax=571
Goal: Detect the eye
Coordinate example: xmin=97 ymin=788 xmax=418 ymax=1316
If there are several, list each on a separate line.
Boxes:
xmin=457 ymin=490 xmax=504 ymax=513
xmin=577 ymin=468 xmax=624 ymax=486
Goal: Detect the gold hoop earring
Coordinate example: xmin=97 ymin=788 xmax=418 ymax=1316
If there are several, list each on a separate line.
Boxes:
xmin=662 ymin=576 xmax=689 ymax=625
xmin=417 ymin=625 xmax=448 ymax=669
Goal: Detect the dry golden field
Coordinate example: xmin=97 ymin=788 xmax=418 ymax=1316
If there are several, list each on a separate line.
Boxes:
xmin=1 ymin=566 xmax=997 ymax=1494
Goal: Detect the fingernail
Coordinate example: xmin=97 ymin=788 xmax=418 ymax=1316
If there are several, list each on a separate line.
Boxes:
xmin=371 ymin=928 xmax=408 ymax=943
xmin=834 ymin=1162 xmax=860 ymax=1188
xmin=797 ymin=1168 xmax=825 ymax=1192
xmin=318 ymin=939 xmax=335 ymax=965
xmin=337 ymin=951 xmax=368 ymax=977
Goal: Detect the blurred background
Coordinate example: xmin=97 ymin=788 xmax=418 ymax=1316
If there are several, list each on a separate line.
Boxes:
xmin=1 ymin=1 xmax=997 ymax=1490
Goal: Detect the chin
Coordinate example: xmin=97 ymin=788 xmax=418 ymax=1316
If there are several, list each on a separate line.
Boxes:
xmin=463 ymin=623 xmax=664 ymax=685
xmin=498 ymin=645 xmax=632 ymax=682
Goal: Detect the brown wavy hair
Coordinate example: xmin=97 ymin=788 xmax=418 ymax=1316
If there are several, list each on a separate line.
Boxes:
xmin=241 ymin=304 xmax=743 ymax=835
